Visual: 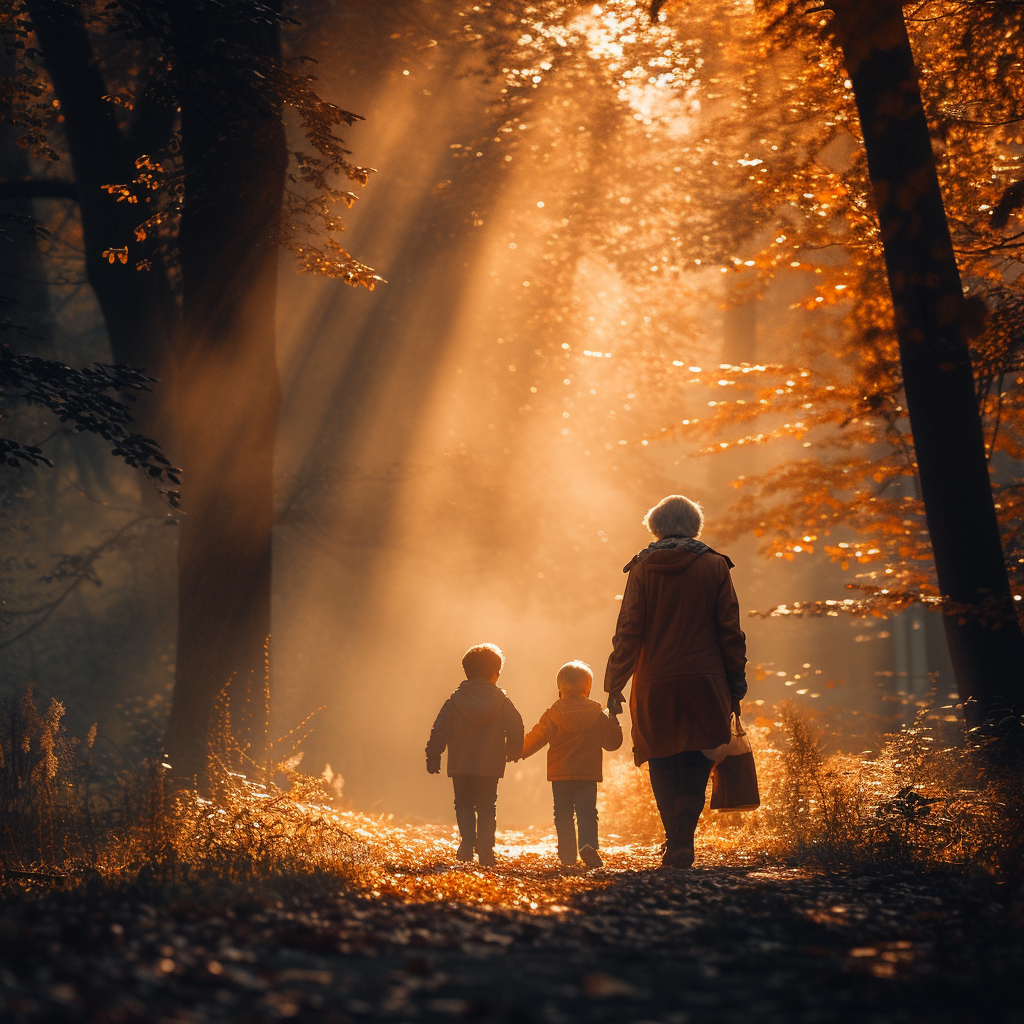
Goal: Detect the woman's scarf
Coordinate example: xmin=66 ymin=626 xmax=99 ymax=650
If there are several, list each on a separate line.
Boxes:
xmin=622 ymin=535 xmax=735 ymax=573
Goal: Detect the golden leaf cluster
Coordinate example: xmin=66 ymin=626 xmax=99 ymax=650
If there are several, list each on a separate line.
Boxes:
xmin=449 ymin=1 xmax=1024 ymax=618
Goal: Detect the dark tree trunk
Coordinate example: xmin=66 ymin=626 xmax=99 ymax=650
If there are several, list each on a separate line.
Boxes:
xmin=827 ymin=0 xmax=1024 ymax=721
xmin=27 ymin=0 xmax=286 ymax=776
xmin=163 ymin=9 xmax=286 ymax=780
xmin=25 ymin=1 xmax=180 ymax=451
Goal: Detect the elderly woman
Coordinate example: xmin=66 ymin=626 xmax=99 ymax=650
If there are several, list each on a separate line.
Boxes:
xmin=604 ymin=494 xmax=747 ymax=869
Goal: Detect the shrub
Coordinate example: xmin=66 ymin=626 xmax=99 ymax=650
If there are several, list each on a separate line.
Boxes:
xmin=599 ymin=699 xmax=1024 ymax=878
xmin=0 ymin=684 xmax=366 ymax=887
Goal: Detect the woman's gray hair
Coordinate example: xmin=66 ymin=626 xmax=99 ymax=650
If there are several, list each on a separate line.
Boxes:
xmin=643 ymin=494 xmax=704 ymax=539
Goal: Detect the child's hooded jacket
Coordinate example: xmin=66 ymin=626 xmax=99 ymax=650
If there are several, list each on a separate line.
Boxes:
xmin=426 ymin=678 xmax=525 ymax=778
xmin=522 ymin=696 xmax=623 ymax=781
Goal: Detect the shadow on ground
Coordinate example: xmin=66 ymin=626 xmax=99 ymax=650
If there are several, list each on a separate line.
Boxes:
xmin=2 ymin=831 xmax=1020 ymax=1024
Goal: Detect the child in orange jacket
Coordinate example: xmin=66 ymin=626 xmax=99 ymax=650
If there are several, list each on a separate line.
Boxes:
xmin=522 ymin=661 xmax=623 ymax=867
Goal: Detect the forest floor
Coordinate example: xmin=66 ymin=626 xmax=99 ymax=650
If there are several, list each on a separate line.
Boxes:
xmin=2 ymin=821 xmax=1022 ymax=1024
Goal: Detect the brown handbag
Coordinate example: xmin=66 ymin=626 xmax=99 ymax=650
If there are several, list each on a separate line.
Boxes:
xmin=709 ymin=714 xmax=760 ymax=812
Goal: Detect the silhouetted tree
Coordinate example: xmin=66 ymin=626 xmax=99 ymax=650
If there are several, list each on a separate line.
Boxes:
xmin=2 ymin=0 xmax=377 ymax=779
xmin=816 ymin=1 xmax=1024 ymax=718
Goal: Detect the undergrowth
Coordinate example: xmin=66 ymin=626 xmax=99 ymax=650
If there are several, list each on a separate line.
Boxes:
xmin=4 ymin=684 xmax=1024 ymax=891
xmin=0 ymin=683 xmax=368 ymax=892
xmin=600 ymin=700 xmax=1024 ymax=878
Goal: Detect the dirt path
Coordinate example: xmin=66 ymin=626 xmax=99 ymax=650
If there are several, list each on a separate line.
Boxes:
xmin=1 ymin=824 xmax=1020 ymax=1023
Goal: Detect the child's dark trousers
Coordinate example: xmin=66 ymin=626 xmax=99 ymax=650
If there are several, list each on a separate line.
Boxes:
xmin=552 ymin=780 xmax=598 ymax=863
xmin=452 ymin=776 xmax=499 ymax=852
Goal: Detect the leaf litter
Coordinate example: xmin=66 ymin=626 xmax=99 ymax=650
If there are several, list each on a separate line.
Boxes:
xmin=5 ymin=691 xmax=1024 ymax=1022
xmin=2 ymin=812 xmax=1022 ymax=1024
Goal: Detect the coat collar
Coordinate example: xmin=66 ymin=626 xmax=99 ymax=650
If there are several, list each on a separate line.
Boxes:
xmin=622 ymin=536 xmax=735 ymax=573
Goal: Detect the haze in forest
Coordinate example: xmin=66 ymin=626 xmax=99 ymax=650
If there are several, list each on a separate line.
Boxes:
xmin=1 ymin=0 xmax=959 ymax=823
xmin=268 ymin=7 xmax=932 ymax=821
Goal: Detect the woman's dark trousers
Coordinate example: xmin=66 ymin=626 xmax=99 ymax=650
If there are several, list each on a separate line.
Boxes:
xmin=452 ymin=776 xmax=499 ymax=852
xmin=647 ymin=751 xmax=713 ymax=852
xmin=552 ymin=780 xmax=599 ymax=863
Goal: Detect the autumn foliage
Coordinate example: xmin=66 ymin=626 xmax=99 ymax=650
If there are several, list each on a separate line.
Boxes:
xmin=440 ymin=0 xmax=1024 ymax=636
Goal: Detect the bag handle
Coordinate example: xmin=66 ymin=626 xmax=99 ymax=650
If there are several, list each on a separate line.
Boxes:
xmin=732 ymin=711 xmax=747 ymax=737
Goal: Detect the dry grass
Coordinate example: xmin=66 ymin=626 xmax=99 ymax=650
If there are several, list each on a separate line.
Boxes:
xmin=0 ymin=684 xmax=367 ymax=891
xmin=599 ymin=700 xmax=1024 ymax=878
xmin=3 ymin=686 xmax=1024 ymax=903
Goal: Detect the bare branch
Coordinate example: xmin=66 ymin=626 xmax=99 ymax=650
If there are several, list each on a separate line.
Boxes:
xmin=0 ymin=513 xmax=152 ymax=651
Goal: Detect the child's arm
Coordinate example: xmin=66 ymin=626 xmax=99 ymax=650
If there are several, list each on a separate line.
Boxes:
xmin=522 ymin=711 xmax=557 ymax=760
xmin=502 ymin=699 xmax=526 ymax=763
xmin=425 ymin=701 xmax=451 ymax=774
xmin=601 ymin=709 xmax=624 ymax=752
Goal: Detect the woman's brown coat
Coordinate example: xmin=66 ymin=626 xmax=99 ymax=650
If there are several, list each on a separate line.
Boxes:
xmin=603 ymin=544 xmax=747 ymax=765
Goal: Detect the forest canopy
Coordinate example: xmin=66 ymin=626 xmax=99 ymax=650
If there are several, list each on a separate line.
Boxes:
xmin=4 ymin=0 xmax=1024 ymax=770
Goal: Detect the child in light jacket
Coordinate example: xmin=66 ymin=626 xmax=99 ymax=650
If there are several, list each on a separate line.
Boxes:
xmin=425 ymin=643 xmax=524 ymax=867
xmin=522 ymin=660 xmax=623 ymax=868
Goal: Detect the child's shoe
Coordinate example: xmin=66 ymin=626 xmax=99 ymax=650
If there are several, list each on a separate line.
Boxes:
xmin=456 ymin=840 xmax=474 ymax=862
xmin=579 ymin=844 xmax=603 ymax=869
xmin=477 ymin=847 xmax=496 ymax=867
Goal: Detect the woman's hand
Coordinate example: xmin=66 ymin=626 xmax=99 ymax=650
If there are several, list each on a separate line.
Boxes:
xmin=730 ymin=696 xmax=742 ymax=717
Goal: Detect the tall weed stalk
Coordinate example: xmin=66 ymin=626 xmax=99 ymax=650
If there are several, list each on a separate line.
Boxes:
xmin=600 ymin=699 xmax=1024 ymax=878
xmin=0 ymin=679 xmax=364 ymax=887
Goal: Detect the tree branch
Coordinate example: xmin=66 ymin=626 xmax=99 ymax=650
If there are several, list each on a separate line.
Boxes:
xmin=0 ymin=178 xmax=78 ymax=201
xmin=127 ymin=72 xmax=179 ymax=154
xmin=0 ymin=512 xmax=151 ymax=651
xmin=991 ymin=179 xmax=1024 ymax=230
xmin=24 ymin=0 xmax=128 ymax=191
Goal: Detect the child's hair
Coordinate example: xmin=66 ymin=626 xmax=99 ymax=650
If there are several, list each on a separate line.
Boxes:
xmin=556 ymin=660 xmax=593 ymax=697
xmin=462 ymin=643 xmax=505 ymax=679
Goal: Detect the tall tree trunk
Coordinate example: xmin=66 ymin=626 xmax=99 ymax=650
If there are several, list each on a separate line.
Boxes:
xmin=26 ymin=0 xmax=285 ymax=775
xmin=25 ymin=0 xmax=180 ymax=454
xmin=163 ymin=9 xmax=286 ymax=780
xmin=826 ymin=0 xmax=1024 ymax=721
